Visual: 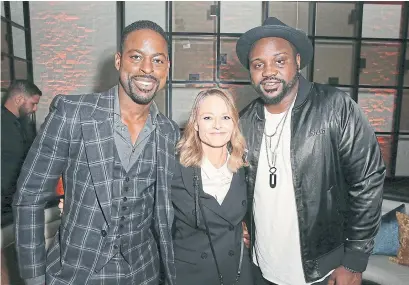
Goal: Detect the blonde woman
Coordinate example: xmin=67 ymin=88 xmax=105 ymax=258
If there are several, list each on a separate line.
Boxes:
xmin=171 ymin=88 xmax=253 ymax=285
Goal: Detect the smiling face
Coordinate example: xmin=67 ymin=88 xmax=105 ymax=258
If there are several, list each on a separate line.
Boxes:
xmin=194 ymin=95 xmax=234 ymax=151
xmin=115 ymin=29 xmax=169 ymax=105
xmin=249 ymin=37 xmax=300 ymax=105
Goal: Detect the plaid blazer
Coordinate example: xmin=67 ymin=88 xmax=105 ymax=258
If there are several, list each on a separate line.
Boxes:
xmin=13 ymin=86 xmax=179 ymax=285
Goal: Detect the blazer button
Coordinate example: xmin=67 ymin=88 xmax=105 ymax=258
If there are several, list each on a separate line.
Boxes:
xmin=228 ymin=250 xmax=234 ymax=256
xmin=245 ymin=175 xmax=249 ymax=182
xmin=125 ymin=177 xmax=130 ymax=182
xmin=101 ymin=230 xmax=107 ymax=237
xmin=113 ymin=244 xmax=119 ymax=249
xmin=201 ymin=252 xmax=207 ymax=259
xmin=229 ymin=225 xmax=234 ymax=231
xmin=242 ymin=200 xmax=247 ymax=206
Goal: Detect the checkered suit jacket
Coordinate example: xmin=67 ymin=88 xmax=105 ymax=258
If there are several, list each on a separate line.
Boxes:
xmin=13 ymin=86 xmax=179 ymax=285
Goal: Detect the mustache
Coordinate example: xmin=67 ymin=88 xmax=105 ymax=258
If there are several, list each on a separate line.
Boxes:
xmin=133 ymin=75 xmax=158 ymax=83
xmin=260 ymin=76 xmax=285 ymax=85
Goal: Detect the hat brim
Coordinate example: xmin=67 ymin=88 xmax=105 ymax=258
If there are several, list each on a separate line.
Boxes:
xmin=236 ymin=25 xmax=313 ymax=70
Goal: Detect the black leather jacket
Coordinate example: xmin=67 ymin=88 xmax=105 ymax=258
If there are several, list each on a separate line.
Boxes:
xmin=240 ymin=76 xmax=385 ymax=283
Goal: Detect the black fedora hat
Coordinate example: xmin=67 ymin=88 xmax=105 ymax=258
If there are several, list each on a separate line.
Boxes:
xmin=236 ymin=17 xmax=313 ymax=70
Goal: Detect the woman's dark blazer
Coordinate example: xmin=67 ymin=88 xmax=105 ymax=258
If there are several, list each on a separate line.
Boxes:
xmin=171 ymin=159 xmax=253 ymax=285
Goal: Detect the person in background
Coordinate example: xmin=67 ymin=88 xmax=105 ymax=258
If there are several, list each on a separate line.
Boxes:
xmin=171 ymin=88 xmax=253 ymax=285
xmin=1 ymin=80 xmax=42 ymax=225
xmin=237 ymin=17 xmax=385 ymax=285
xmin=13 ymin=20 xmax=179 ymax=285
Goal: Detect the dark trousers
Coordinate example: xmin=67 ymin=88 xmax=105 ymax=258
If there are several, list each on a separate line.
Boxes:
xmin=252 ymin=264 xmax=330 ymax=285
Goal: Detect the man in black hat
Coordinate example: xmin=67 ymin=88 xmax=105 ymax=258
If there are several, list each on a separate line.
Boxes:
xmin=237 ymin=17 xmax=385 ymax=285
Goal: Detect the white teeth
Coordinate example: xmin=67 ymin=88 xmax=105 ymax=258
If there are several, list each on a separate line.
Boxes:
xmin=135 ymin=81 xmax=154 ymax=88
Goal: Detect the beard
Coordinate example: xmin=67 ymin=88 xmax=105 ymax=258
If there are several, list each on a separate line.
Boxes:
xmin=253 ymin=71 xmax=300 ymax=105
xmin=120 ymin=74 xmax=160 ymax=105
xmin=18 ymin=106 xmax=29 ymax=117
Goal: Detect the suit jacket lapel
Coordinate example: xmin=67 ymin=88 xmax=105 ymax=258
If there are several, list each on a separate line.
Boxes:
xmin=155 ymin=120 xmax=176 ymax=226
xmin=181 ymin=165 xmax=233 ymax=224
xmin=80 ymin=87 xmax=115 ymax=224
xmin=219 ymin=168 xmax=245 ymax=222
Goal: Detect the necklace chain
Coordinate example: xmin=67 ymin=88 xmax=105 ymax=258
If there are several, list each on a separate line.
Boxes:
xmin=265 ymin=107 xmax=291 ymax=170
xmin=263 ymin=111 xmax=287 ymax=138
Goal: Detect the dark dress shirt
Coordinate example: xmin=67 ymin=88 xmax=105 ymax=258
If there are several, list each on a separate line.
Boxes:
xmin=1 ymin=106 xmax=33 ymax=222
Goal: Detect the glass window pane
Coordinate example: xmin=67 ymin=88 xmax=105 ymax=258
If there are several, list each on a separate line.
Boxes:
xmin=268 ymin=1 xmax=309 ymax=35
xmin=362 ymin=4 xmax=401 ymax=39
xmin=125 ymin=1 xmax=166 ymax=31
xmin=359 ymin=42 xmax=399 ymax=86
xmin=315 ymin=2 xmax=356 ymax=37
xmin=218 ymin=84 xmax=259 ymax=112
xmin=1 ymin=21 xmax=8 ymax=54
xmin=377 ymin=135 xmax=392 ymax=177
xmin=12 ymin=26 xmax=26 ymax=59
xmin=10 ymin=1 xmax=24 ymax=26
xmin=14 ymin=59 xmax=27 ymax=79
xmin=396 ymin=135 xmax=409 ymax=176
xmin=154 ymin=87 xmax=166 ymax=115
xmin=172 ymin=83 xmax=216 ymax=127
xmin=1 ymin=56 xmax=10 ymax=88
xmin=172 ymin=36 xmax=215 ymax=81
xmin=404 ymin=43 xmax=409 ymax=87
xmin=400 ymin=89 xmax=409 ymax=132
xmin=173 ymin=1 xmax=216 ymax=33
xmin=221 ymin=1 xmax=262 ymax=33
xmin=220 ymin=37 xmax=250 ymax=82
xmin=358 ymin=88 xmax=395 ymax=132
xmin=313 ymin=40 xmax=354 ymax=85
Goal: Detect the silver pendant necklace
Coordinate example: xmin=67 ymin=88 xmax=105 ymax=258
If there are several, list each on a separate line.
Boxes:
xmin=264 ymin=107 xmax=291 ymax=189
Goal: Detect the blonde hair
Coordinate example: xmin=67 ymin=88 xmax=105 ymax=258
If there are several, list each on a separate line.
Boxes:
xmin=177 ymin=88 xmax=247 ymax=172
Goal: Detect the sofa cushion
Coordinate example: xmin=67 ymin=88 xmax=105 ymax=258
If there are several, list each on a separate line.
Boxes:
xmin=372 ymin=204 xmax=405 ymax=255
xmin=390 ymin=212 xmax=409 ymax=266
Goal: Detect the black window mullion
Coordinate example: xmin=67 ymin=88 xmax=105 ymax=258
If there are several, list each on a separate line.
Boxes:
xmin=4 ymin=1 xmax=15 ymax=81
xmin=116 ymin=1 xmax=124 ymax=52
xmin=1 ymin=16 xmax=26 ymax=30
xmin=262 ymin=1 xmax=269 ymax=22
xmin=351 ymin=2 xmax=363 ymax=104
xmin=23 ymin=1 xmax=33 ymax=82
xmin=390 ymin=2 xmax=409 ymax=178
xmin=307 ymin=2 xmax=316 ymax=82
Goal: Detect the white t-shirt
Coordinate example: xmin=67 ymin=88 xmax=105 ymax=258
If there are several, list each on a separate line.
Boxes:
xmin=201 ymin=155 xmax=233 ymax=205
xmin=252 ymin=102 xmax=331 ymax=285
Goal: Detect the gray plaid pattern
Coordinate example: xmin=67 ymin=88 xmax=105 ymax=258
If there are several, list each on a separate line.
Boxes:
xmin=13 ymin=86 xmax=180 ymax=285
xmin=87 ymin=253 xmax=159 ymax=285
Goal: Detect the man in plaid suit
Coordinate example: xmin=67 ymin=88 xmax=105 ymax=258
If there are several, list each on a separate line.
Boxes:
xmin=13 ymin=20 xmax=179 ymax=285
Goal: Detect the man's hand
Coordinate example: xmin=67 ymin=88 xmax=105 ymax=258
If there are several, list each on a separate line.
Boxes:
xmin=242 ymin=221 xmax=250 ymax=248
xmin=327 ymin=266 xmax=362 ymax=285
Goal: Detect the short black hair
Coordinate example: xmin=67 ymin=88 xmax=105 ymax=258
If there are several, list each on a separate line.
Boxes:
xmin=119 ymin=20 xmax=169 ymax=53
xmin=3 ymin=80 xmax=42 ymax=104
